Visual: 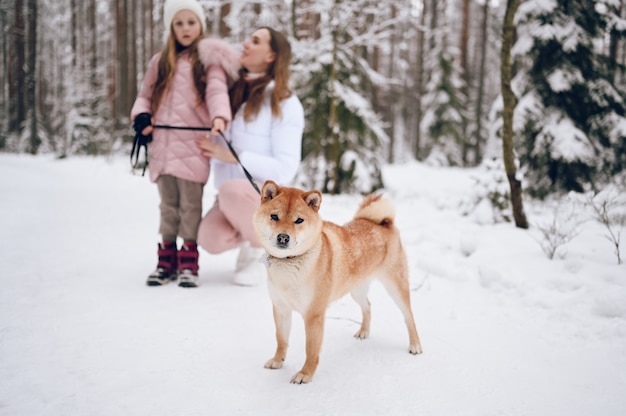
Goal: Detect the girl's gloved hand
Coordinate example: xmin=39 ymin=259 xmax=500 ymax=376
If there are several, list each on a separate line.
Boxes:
xmin=133 ymin=113 xmax=153 ymax=136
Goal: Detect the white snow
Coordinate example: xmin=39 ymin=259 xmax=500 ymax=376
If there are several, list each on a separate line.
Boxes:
xmin=547 ymin=68 xmax=584 ymax=93
xmin=534 ymin=111 xmax=595 ymax=163
xmin=1 ymin=153 xmax=625 ymax=416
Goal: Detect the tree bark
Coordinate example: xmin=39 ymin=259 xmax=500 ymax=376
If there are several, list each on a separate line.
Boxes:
xmin=26 ymin=0 xmax=38 ymax=154
xmin=386 ymin=4 xmax=397 ymax=163
xmin=291 ymin=0 xmax=298 ymax=40
xmin=10 ymin=0 xmax=26 ymax=134
xmin=413 ymin=0 xmax=427 ymax=159
xmin=129 ymin=0 xmax=137 ymax=109
xmin=70 ymin=0 xmax=77 ymax=68
xmin=88 ymin=0 xmax=97 ymax=106
xmin=1 ymin=6 xmax=8 ymax=146
xmin=328 ymin=26 xmax=340 ymax=194
xmin=500 ymin=0 xmax=529 ymax=229
xmin=459 ymin=0 xmax=470 ymax=164
xmin=474 ymin=0 xmax=489 ymax=165
xmin=116 ymin=0 xmax=130 ymax=123
xmin=607 ymin=0 xmax=622 ymax=82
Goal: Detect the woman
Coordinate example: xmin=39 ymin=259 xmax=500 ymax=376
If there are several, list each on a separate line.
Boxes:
xmin=196 ymin=27 xmax=304 ymax=286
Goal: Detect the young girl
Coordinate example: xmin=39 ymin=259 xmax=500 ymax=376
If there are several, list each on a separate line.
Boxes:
xmin=196 ymin=27 xmax=305 ymax=286
xmin=131 ymin=0 xmax=239 ymax=288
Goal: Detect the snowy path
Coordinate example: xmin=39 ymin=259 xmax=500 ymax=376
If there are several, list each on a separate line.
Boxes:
xmin=1 ymin=154 xmax=625 ymax=415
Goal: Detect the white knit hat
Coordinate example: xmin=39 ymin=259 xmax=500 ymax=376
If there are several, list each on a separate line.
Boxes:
xmin=163 ymin=0 xmax=207 ymax=34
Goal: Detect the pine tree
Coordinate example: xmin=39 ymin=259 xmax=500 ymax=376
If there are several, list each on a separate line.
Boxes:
xmin=421 ymin=45 xmax=468 ymax=165
xmin=419 ymin=0 xmax=468 ymax=166
xmin=514 ymin=0 xmax=626 ymax=197
xmin=293 ymin=0 xmax=388 ymax=194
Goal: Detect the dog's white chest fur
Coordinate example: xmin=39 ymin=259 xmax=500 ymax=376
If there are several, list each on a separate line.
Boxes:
xmin=264 ymin=254 xmax=314 ymax=314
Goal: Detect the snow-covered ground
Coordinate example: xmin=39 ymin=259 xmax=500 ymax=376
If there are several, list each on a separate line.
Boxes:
xmin=1 ymin=153 xmax=625 ymax=416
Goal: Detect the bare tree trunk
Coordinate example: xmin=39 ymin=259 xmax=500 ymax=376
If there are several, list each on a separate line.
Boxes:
xmin=473 ymin=0 xmax=489 ymax=165
xmin=149 ymin=0 xmax=155 ymax=56
xmin=116 ymin=0 xmax=130 ymax=123
xmin=608 ymin=0 xmax=622 ymax=82
xmin=621 ymin=1 xmax=626 ymax=85
xmin=500 ymin=0 xmax=528 ymax=229
xmin=109 ymin=1 xmax=118 ymax=127
xmin=328 ymin=27 xmax=340 ymax=194
xmin=386 ymin=4 xmax=397 ymax=163
xmin=88 ymin=0 xmax=97 ymax=103
xmin=459 ymin=0 xmax=470 ymax=80
xmin=0 ymin=6 xmax=8 ymax=147
xmin=10 ymin=0 xmax=26 ymax=134
xmin=291 ymin=0 xmax=298 ymax=40
xmin=429 ymin=0 xmax=437 ymax=51
xmin=295 ymin=0 xmax=320 ymax=40
xmin=459 ymin=0 xmax=470 ymax=165
xmin=400 ymin=10 xmax=411 ymax=158
xmin=129 ymin=0 xmax=138 ymax=109
xmin=26 ymin=0 xmax=38 ymax=154
xmin=219 ymin=2 xmax=231 ymax=37
xmin=139 ymin=0 xmax=147 ymax=74
xmin=413 ymin=0 xmax=427 ymax=159
xmin=70 ymin=0 xmax=77 ymax=68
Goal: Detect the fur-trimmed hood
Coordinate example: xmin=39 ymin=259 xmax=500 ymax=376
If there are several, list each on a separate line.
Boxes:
xmin=198 ymin=38 xmax=241 ymax=85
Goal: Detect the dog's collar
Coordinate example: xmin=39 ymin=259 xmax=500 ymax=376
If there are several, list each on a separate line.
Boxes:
xmin=262 ymin=253 xmax=298 ymax=268
xmin=268 ymin=254 xmax=297 ymax=260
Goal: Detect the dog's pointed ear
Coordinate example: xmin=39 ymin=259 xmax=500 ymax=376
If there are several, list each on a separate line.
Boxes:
xmin=303 ymin=190 xmax=322 ymax=212
xmin=261 ymin=180 xmax=280 ymax=202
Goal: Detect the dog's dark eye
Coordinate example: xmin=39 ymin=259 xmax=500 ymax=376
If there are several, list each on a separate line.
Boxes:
xmin=271 ymin=214 xmax=279 ymax=221
xmin=295 ymin=218 xmax=304 ymax=224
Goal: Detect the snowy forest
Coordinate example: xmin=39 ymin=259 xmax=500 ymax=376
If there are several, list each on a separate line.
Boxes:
xmin=2 ymin=0 xmax=626 ymax=196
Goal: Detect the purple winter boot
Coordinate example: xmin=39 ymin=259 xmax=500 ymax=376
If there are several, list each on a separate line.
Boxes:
xmin=147 ymin=241 xmax=178 ymax=286
xmin=177 ymin=241 xmax=199 ymax=288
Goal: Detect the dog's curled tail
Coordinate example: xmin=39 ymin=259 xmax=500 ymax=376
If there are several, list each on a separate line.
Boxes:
xmin=354 ymin=193 xmax=396 ymax=227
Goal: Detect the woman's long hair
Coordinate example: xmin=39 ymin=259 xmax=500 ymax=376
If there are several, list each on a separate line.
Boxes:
xmin=230 ymin=27 xmax=293 ymax=121
xmin=151 ymin=31 xmax=207 ymax=114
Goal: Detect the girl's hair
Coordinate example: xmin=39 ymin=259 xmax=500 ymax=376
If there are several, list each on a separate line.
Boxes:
xmin=151 ymin=31 xmax=206 ymax=114
xmin=230 ymin=27 xmax=293 ymax=121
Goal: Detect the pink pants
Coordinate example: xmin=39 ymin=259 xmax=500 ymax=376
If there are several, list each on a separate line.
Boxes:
xmin=197 ymin=179 xmax=262 ymax=254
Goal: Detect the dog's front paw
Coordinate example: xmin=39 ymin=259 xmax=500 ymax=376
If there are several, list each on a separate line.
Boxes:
xmin=264 ymin=357 xmax=284 ymax=369
xmin=354 ymin=329 xmax=369 ymax=339
xmin=409 ymin=343 xmax=423 ymax=355
xmin=290 ymin=371 xmax=313 ymax=384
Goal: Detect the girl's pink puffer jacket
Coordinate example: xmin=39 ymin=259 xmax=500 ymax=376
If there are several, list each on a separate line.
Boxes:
xmin=131 ymin=38 xmax=240 ymax=184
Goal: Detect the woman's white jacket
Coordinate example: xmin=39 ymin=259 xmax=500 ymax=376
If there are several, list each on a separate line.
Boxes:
xmin=211 ymin=81 xmax=305 ymax=189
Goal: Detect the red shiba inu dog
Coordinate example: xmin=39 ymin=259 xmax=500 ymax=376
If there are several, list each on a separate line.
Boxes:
xmin=253 ymin=180 xmax=422 ymax=384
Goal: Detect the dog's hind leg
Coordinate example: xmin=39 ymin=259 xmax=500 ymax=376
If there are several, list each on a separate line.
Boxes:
xmin=350 ymin=282 xmax=372 ymax=339
xmin=264 ymin=305 xmax=292 ymax=370
xmin=379 ymin=271 xmax=423 ymax=355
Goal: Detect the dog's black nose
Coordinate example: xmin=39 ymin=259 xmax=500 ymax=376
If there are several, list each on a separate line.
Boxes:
xmin=276 ymin=233 xmax=290 ymax=247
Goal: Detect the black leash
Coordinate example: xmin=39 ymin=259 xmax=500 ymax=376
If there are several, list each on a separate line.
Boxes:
xmin=130 ymin=133 xmax=151 ymax=176
xmin=152 ymin=124 xmax=261 ymax=195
